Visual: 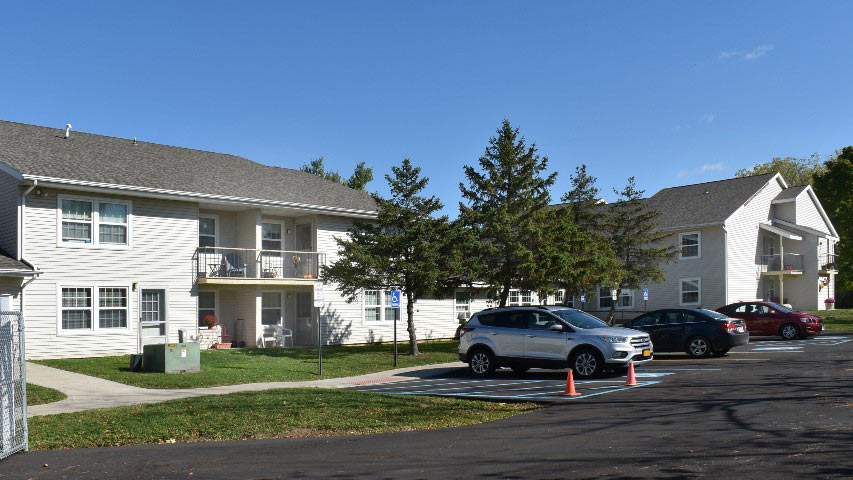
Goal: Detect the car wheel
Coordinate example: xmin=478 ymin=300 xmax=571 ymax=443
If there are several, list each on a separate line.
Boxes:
xmin=571 ymin=348 xmax=604 ymax=379
xmin=711 ymin=348 xmax=730 ymax=357
xmin=510 ymin=365 xmax=530 ymax=374
xmin=780 ymin=323 xmax=799 ymax=340
xmin=686 ymin=336 xmax=711 ymax=358
xmin=468 ymin=348 xmax=496 ymax=377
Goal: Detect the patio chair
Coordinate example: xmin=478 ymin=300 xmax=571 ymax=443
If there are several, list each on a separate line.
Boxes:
xmin=262 ymin=325 xmax=294 ymax=347
xmin=223 ymin=252 xmax=247 ymax=277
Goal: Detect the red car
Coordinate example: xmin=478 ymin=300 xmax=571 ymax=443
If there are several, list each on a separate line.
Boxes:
xmin=717 ymin=301 xmax=824 ymax=340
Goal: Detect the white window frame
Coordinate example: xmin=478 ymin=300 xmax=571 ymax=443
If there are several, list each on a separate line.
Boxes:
xmin=199 ymin=214 xmax=219 ymax=248
xmin=261 ymin=291 xmax=283 ymax=326
xmin=97 ymin=286 xmax=130 ymax=330
xmin=362 ymin=289 xmax=400 ymax=323
xmin=598 ymin=285 xmax=614 ymax=310
xmin=57 ymin=194 xmax=132 ymax=249
xmin=455 ymin=291 xmax=472 ymax=321
xmin=508 ymin=289 xmax=532 ymax=306
xmin=617 ymin=289 xmax=634 ymax=309
xmin=679 ymin=277 xmax=701 ymax=306
xmin=198 ymin=290 xmax=218 ymax=327
xmin=679 ymin=231 xmax=701 ymax=260
xmin=56 ymin=284 xmax=133 ymax=335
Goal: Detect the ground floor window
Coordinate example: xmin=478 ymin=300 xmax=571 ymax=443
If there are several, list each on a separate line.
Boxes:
xmin=598 ymin=286 xmax=613 ymax=309
xmin=363 ymin=290 xmax=400 ymax=322
xmin=508 ymin=290 xmax=532 ymax=306
xmin=61 ymin=287 xmax=92 ymax=330
xmin=455 ymin=291 xmax=471 ymax=321
xmin=262 ymin=291 xmax=282 ymax=325
xmin=60 ymin=285 xmax=130 ymax=332
xmin=619 ymin=289 xmax=634 ymax=308
xmin=680 ymin=278 xmax=701 ymax=305
xmin=198 ymin=291 xmax=216 ymax=327
xmin=98 ymin=287 xmax=128 ymax=328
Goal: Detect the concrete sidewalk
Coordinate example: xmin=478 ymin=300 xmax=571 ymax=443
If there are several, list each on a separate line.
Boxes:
xmin=25 ymin=361 xmax=466 ymax=417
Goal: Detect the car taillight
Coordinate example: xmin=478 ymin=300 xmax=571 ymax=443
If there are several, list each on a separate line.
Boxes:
xmin=460 ymin=327 xmax=474 ymax=337
xmin=720 ymin=323 xmax=737 ymax=332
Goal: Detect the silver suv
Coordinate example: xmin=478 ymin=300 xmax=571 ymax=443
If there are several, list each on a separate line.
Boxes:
xmin=458 ymin=306 xmax=653 ymax=378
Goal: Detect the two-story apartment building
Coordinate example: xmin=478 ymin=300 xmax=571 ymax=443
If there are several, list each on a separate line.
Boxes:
xmin=579 ymin=173 xmax=840 ymax=321
xmin=0 ymin=120 xmax=841 ymax=359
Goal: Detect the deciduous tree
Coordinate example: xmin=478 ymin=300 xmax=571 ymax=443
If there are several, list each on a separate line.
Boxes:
xmin=813 ymin=147 xmax=853 ymax=300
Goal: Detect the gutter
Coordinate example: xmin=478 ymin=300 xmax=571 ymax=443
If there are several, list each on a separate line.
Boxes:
xmin=22 ymin=175 xmax=379 ymax=219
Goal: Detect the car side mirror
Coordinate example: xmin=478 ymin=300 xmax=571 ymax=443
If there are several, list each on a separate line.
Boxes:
xmin=550 ymin=324 xmax=566 ymax=332
xmin=769 ymin=310 xmax=776 ymax=315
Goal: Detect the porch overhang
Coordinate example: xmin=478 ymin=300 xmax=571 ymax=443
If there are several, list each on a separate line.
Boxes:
xmin=197 ymin=277 xmax=318 ymax=287
xmin=759 ymin=223 xmax=802 ymax=241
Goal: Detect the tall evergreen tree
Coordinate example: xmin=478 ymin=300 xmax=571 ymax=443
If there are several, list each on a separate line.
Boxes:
xmin=560 ymin=164 xmax=602 ymax=227
xmin=458 ymin=119 xmax=556 ymax=306
xmin=813 ymin=147 xmax=853 ymax=300
xmin=322 ymin=158 xmax=457 ymax=355
xmin=600 ymin=177 xmax=677 ymax=324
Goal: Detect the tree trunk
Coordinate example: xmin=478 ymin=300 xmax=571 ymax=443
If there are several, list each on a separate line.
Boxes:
xmin=606 ymin=287 xmax=620 ymax=326
xmin=406 ymin=290 xmax=419 ymax=356
xmin=498 ymin=284 xmax=511 ymax=307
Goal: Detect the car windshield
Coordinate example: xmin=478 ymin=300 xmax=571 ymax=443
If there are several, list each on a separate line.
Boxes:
xmin=767 ymin=302 xmax=795 ymax=313
xmin=701 ymin=309 xmax=728 ymax=319
xmin=551 ymin=309 xmax=609 ymax=329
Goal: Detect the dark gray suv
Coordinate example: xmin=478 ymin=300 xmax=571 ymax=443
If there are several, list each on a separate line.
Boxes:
xmin=458 ymin=306 xmax=653 ymax=378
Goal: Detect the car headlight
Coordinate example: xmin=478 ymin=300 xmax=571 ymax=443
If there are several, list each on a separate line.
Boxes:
xmin=599 ymin=335 xmax=629 ymax=344
xmin=799 ymin=318 xmax=813 ymax=323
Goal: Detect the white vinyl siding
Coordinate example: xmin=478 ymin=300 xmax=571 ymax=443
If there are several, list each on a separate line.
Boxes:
xmin=57 ymin=195 xmax=131 ymax=248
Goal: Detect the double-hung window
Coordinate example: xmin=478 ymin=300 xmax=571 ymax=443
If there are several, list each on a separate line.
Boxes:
xmin=198 ymin=291 xmax=217 ymax=327
xmin=261 ymin=292 xmax=282 ymax=325
xmin=508 ymin=290 xmax=532 ymax=306
xmin=455 ymin=291 xmax=471 ymax=321
xmin=199 ymin=216 xmax=217 ymax=248
xmin=98 ymin=287 xmax=128 ymax=328
xmin=598 ymin=286 xmax=613 ymax=309
xmin=619 ymin=289 xmax=634 ymax=308
xmin=59 ymin=196 xmax=130 ymax=247
xmin=61 ymin=287 xmax=92 ymax=330
xmin=680 ymin=232 xmax=700 ymax=259
xmin=680 ymin=278 xmax=701 ymax=305
xmin=363 ymin=290 xmax=400 ymax=322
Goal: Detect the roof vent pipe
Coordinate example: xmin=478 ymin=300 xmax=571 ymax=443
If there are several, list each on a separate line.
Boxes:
xmin=64 ymin=123 xmax=72 ymax=139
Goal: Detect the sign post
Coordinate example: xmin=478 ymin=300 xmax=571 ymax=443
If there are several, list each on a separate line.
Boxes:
xmin=314 ymin=283 xmax=325 ymax=376
xmin=643 ymin=288 xmax=649 ymax=312
xmin=580 ymin=294 xmax=586 ymax=311
xmin=390 ymin=290 xmax=401 ymax=367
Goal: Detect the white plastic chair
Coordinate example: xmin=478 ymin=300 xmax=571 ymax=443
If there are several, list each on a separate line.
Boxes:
xmin=262 ymin=325 xmax=293 ymax=347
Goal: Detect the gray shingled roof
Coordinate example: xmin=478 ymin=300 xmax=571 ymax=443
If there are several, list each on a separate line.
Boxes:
xmin=773 ymin=185 xmax=807 ymax=202
xmin=0 ymin=120 xmax=377 ymax=214
xmin=642 ymin=173 xmax=778 ymax=229
xmin=0 ymin=251 xmax=32 ymax=272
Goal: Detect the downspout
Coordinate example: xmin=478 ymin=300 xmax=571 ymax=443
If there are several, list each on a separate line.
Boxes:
xmin=722 ymin=225 xmax=728 ymax=306
xmin=18 ymin=179 xmax=39 ymax=316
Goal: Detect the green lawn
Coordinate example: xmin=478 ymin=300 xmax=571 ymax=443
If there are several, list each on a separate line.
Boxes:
xmin=28 ymin=388 xmax=539 ymax=450
xmin=35 ymin=340 xmax=460 ymax=389
xmin=808 ymin=308 xmax=853 ymax=332
xmin=27 ymin=384 xmax=66 ymax=406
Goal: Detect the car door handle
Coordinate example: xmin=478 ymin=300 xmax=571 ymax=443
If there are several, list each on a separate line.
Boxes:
xmin=490 ymin=331 xmax=499 ymax=335
xmin=526 ymin=334 xmax=536 ymax=338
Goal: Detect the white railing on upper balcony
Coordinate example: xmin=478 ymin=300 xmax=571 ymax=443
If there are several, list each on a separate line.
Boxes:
xmin=194 ymin=247 xmax=325 ymax=281
xmin=819 ymin=253 xmax=838 ymax=271
xmin=760 ymin=253 xmax=803 ymax=273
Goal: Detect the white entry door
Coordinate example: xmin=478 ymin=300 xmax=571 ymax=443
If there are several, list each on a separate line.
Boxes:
xmin=140 ymin=289 xmax=167 ymax=346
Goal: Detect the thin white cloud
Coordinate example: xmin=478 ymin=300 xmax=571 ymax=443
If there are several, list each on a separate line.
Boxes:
xmin=702 ymin=114 xmax=716 ymax=123
xmin=744 ymin=44 xmax=773 ymax=60
xmin=699 ymin=162 xmax=726 ymax=173
xmin=718 ymin=44 xmax=774 ymax=61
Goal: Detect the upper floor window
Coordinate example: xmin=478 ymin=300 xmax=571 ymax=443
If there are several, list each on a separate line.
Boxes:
xmin=59 ymin=196 xmax=130 ymax=248
xmin=680 ymin=232 xmax=700 ymax=259
xmin=199 ymin=215 xmax=217 ymax=247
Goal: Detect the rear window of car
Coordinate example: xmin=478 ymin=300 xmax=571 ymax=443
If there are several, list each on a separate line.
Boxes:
xmin=475 ymin=311 xmax=525 ymax=329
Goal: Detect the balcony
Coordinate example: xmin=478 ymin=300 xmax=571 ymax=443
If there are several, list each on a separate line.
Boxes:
xmin=760 ymin=253 xmax=803 ymax=275
xmin=820 ymin=253 xmax=838 ymax=274
xmin=194 ymin=247 xmax=325 ymax=285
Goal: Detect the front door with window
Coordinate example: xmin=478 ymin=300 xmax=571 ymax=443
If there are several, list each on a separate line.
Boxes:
xmin=261 ymin=222 xmax=284 ymax=278
xmin=140 ymin=289 xmax=167 ymax=346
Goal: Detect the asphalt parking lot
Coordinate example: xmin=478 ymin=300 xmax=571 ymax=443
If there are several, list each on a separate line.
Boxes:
xmin=3 ymin=334 xmax=853 ymax=479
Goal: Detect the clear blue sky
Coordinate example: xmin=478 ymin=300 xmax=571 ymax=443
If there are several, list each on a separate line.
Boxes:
xmin=2 ymin=2 xmax=851 ymax=215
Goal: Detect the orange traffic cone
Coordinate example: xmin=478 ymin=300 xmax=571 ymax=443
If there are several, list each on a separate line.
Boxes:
xmin=624 ymin=361 xmax=638 ymax=386
xmin=561 ymin=369 xmax=581 ymax=397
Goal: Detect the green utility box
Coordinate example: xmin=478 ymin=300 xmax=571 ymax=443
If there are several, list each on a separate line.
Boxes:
xmin=143 ymin=342 xmax=201 ymax=373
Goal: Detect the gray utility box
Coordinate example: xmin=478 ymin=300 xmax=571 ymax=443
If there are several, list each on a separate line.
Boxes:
xmin=143 ymin=342 xmax=201 ymax=373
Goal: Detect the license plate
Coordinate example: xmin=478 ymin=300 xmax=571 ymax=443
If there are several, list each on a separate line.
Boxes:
xmin=737 ymin=326 xmax=745 ymax=333
xmin=642 ymin=349 xmax=651 ymax=357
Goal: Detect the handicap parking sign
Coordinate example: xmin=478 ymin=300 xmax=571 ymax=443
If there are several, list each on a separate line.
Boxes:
xmin=643 ymin=288 xmax=649 ymax=301
xmin=390 ymin=290 xmax=401 ymax=308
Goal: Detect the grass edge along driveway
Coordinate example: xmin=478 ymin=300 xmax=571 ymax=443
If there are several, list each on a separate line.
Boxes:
xmin=28 ymin=388 xmax=540 ymax=450
xmin=35 ymin=340 xmax=460 ymax=389
xmin=27 ymin=384 xmax=67 ymax=406
xmin=807 ymin=308 xmax=853 ymax=332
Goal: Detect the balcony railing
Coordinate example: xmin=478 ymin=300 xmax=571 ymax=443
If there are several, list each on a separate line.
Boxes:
xmin=760 ymin=253 xmax=803 ymax=273
xmin=820 ymin=253 xmax=838 ymax=272
xmin=194 ymin=247 xmax=324 ymax=281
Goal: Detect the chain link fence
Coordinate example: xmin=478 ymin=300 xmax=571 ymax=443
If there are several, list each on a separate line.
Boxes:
xmin=0 ymin=311 xmax=27 ymax=459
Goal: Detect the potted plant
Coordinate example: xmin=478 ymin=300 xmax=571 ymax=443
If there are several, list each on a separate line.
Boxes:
xmin=825 ymin=298 xmax=836 ymax=311
xmin=202 ymin=314 xmax=217 ymax=329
